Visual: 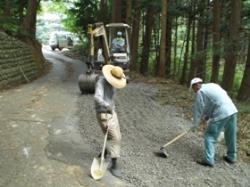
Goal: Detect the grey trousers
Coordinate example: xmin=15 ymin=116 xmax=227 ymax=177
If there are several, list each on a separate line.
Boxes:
xmin=96 ymin=111 xmax=121 ymax=158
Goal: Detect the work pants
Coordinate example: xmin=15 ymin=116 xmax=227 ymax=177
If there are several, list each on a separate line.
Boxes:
xmin=96 ymin=111 xmax=121 ymax=158
xmin=204 ymin=114 xmax=237 ymax=165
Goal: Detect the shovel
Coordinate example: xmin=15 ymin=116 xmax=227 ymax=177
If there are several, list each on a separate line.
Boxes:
xmin=156 ymin=130 xmax=189 ymax=158
xmin=91 ymin=128 xmax=109 ymax=180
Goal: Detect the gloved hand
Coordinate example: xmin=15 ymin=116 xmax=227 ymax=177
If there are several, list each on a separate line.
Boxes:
xmin=103 ymin=121 xmax=109 ymax=130
xmin=190 ymin=125 xmax=198 ymax=133
xmin=106 ymin=104 xmax=114 ymax=114
xmin=204 ymin=116 xmax=209 ymax=121
xmin=100 ymin=113 xmax=113 ymax=130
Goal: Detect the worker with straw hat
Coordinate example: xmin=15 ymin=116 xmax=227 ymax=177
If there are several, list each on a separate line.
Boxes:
xmin=94 ymin=64 xmax=126 ymax=178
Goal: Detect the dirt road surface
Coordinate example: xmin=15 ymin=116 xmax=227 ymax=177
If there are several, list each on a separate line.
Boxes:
xmin=0 ymin=47 xmax=249 ymax=187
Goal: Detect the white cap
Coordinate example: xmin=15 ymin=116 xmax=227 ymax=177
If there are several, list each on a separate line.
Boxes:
xmin=190 ymin=77 xmax=203 ymax=91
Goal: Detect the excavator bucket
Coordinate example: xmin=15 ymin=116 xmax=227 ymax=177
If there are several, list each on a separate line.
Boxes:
xmin=78 ymin=72 xmax=98 ymax=94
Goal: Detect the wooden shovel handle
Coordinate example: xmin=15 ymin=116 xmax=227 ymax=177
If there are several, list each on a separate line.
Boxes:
xmin=162 ymin=131 xmax=188 ymax=148
xmin=100 ymin=128 xmax=108 ymax=168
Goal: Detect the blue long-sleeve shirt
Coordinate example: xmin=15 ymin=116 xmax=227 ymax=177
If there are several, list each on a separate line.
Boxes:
xmin=192 ymin=83 xmax=238 ymax=127
xmin=94 ymin=76 xmax=115 ymax=113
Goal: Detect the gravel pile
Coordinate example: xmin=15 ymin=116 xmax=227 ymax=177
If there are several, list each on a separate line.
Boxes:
xmin=78 ymin=81 xmax=250 ymax=187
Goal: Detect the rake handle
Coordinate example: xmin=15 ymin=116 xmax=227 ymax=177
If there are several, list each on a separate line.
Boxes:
xmin=162 ymin=131 xmax=188 ymax=148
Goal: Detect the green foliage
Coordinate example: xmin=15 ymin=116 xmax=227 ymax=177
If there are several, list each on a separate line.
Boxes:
xmin=43 ymin=1 xmax=67 ymax=13
xmin=140 ymin=0 xmax=161 ymax=12
xmin=238 ymin=101 xmax=250 ymax=113
xmin=66 ymin=0 xmax=98 ymax=34
xmin=61 ymin=12 xmax=81 ymax=34
xmin=242 ymin=0 xmax=250 ymax=28
xmin=0 ymin=0 xmax=27 ymax=35
xmin=0 ymin=17 xmax=20 ymax=35
xmin=232 ymin=64 xmax=245 ymax=96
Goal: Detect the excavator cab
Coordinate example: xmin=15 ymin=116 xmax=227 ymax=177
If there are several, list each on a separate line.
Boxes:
xmin=106 ymin=23 xmax=131 ymax=70
xmin=93 ymin=23 xmax=131 ymax=71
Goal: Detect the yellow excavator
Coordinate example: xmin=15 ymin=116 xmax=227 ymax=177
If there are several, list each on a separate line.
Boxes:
xmin=78 ymin=22 xmax=131 ymax=94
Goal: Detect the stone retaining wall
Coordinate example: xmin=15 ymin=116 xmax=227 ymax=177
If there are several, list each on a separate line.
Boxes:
xmin=0 ymin=32 xmax=41 ymax=89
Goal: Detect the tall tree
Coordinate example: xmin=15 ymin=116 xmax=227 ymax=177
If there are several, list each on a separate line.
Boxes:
xmin=165 ymin=0 xmax=173 ymax=76
xmin=22 ymin=0 xmax=40 ymax=39
xmin=202 ymin=0 xmax=210 ymax=80
xmin=140 ymin=4 xmax=155 ymax=75
xmin=188 ymin=0 xmax=198 ymax=83
xmin=237 ymin=34 xmax=250 ymax=101
xmin=222 ymin=0 xmax=241 ymax=91
xmin=195 ymin=0 xmax=206 ymax=79
xmin=130 ymin=0 xmax=141 ymax=70
xmin=18 ymin=0 xmax=27 ymax=23
xmin=173 ymin=15 xmax=178 ymax=76
xmin=126 ymin=0 xmax=132 ymax=25
xmin=157 ymin=0 xmax=167 ymax=77
xmin=98 ymin=0 xmax=109 ymax=24
xmin=4 ymin=0 xmax=11 ymax=17
xmin=211 ymin=0 xmax=222 ymax=83
xmin=112 ymin=0 xmax=122 ymax=22
xmin=180 ymin=14 xmax=192 ymax=84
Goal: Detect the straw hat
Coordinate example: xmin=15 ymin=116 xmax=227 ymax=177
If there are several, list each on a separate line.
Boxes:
xmin=102 ymin=65 xmax=126 ymax=89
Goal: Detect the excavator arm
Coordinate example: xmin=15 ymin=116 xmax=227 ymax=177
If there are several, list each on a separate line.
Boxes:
xmin=87 ymin=23 xmax=111 ymax=73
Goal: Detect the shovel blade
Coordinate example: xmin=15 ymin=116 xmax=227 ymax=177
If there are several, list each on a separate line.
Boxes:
xmin=90 ymin=157 xmax=109 ymax=180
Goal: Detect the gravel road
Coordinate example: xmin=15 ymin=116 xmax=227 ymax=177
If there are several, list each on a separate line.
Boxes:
xmin=0 ymin=47 xmax=249 ymax=187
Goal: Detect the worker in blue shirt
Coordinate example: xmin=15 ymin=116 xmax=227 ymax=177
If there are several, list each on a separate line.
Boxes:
xmin=190 ymin=77 xmax=238 ymax=167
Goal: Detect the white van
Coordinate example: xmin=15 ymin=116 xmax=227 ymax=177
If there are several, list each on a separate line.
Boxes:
xmin=49 ymin=31 xmax=73 ymax=50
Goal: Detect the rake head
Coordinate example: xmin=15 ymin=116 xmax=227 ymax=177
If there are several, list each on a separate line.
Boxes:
xmin=154 ymin=147 xmax=169 ymax=158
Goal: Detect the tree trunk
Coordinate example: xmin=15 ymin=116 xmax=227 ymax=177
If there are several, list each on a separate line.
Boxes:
xmin=140 ymin=5 xmax=155 ymax=76
xmin=4 ymin=0 xmax=11 ymax=17
xmin=157 ymin=0 xmax=167 ymax=77
xmin=21 ymin=0 xmax=44 ymax=70
xmin=211 ymin=0 xmax=221 ymax=83
xmin=99 ymin=0 xmax=109 ymax=24
xmin=195 ymin=0 xmax=205 ymax=79
xmin=222 ymin=0 xmax=241 ymax=91
xmin=112 ymin=0 xmax=122 ymax=22
xmin=21 ymin=0 xmax=40 ymax=39
xmin=126 ymin=0 xmax=132 ymax=25
xmin=165 ymin=5 xmax=172 ymax=77
xmin=18 ymin=0 xmax=27 ymax=23
xmin=188 ymin=15 xmax=196 ymax=78
xmin=188 ymin=0 xmax=198 ymax=83
xmin=177 ymin=28 xmax=186 ymax=77
xmin=237 ymin=35 xmax=250 ymax=101
xmin=130 ymin=0 xmax=141 ymax=70
xmin=173 ymin=16 xmax=178 ymax=76
xmin=202 ymin=0 xmax=210 ymax=81
xmin=180 ymin=16 xmax=191 ymax=84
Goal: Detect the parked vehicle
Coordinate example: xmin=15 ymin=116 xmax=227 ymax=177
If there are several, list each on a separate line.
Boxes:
xmin=49 ymin=31 xmax=73 ymax=50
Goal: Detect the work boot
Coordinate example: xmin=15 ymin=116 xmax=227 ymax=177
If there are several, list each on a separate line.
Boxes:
xmin=223 ymin=156 xmax=235 ymax=165
xmin=196 ymin=160 xmax=214 ymax=167
xmin=110 ymin=158 xmax=122 ymax=178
